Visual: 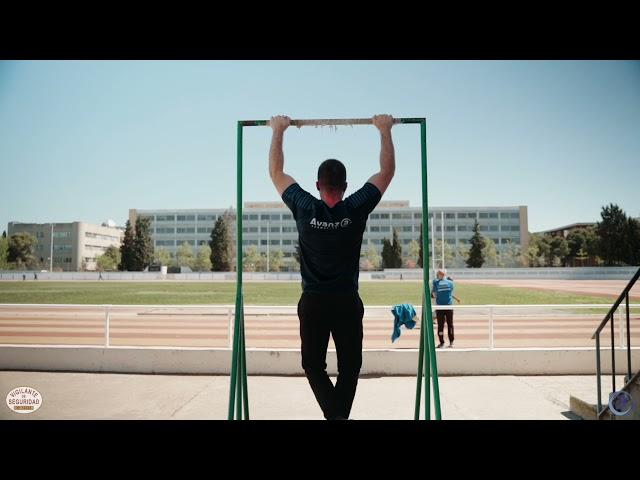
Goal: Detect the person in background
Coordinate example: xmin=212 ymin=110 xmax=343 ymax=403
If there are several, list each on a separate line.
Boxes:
xmin=431 ymin=268 xmax=461 ymax=348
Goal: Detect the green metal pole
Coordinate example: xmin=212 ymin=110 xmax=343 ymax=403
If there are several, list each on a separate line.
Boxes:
xmin=229 ymin=121 xmax=248 ymax=420
xmin=424 ymin=308 xmax=431 ymax=420
xmin=241 ymin=296 xmax=249 ymax=420
xmin=414 ymin=292 xmax=425 ymax=420
xmin=420 ymin=119 xmax=442 ymax=420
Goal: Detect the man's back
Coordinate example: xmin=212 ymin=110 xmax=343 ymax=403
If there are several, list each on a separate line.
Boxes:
xmin=282 ymin=182 xmax=381 ymax=294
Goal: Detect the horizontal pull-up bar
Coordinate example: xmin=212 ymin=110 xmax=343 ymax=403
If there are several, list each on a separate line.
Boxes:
xmin=239 ymin=117 xmax=425 ymax=127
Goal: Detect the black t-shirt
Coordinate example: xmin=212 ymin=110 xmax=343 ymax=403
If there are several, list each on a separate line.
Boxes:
xmin=282 ymin=181 xmax=382 ymax=294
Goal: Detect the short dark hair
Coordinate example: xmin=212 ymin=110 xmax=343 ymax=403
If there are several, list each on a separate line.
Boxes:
xmin=317 ymin=159 xmax=347 ymax=191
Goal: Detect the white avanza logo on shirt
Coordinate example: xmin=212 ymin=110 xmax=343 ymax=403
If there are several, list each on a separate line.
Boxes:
xmin=310 ymin=218 xmax=352 ymax=229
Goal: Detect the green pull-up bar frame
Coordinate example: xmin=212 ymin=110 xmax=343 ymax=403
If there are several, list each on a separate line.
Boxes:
xmin=228 ymin=117 xmax=441 ymax=420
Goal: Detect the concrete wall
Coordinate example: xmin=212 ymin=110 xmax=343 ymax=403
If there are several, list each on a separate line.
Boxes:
xmin=1 ymin=345 xmax=638 ymax=376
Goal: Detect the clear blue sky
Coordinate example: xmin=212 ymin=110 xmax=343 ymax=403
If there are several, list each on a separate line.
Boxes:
xmin=1 ymin=60 xmax=638 ymax=233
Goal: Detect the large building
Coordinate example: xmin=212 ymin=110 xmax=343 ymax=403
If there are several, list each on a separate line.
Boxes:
xmin=130 ymin=203 xmax=529 ymax=270
xmin=7 ymin=221 xmax=124 ymax=271
xmin=536 ymin=222 xmax=596 ymax=238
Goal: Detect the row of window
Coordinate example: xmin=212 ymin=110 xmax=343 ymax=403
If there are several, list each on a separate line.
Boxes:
xmin=143 ymin=211 xmax=520 ymax=223
xmin=369 ymin=211 xmax=520 ymax=221
xmin=150 ymin=214 xmax=215 ymax=222
xmin=85 ymin=232 xmax=120 ymax=242
xmin=242 ymin=239 xmax=295 ymax=246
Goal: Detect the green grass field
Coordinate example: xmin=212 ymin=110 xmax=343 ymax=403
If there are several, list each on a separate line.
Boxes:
xmin=0 ymin=281 xmax=614 ymax=305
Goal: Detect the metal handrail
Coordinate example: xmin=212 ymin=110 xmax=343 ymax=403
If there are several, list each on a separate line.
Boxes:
xmin=591 ymin=267 xmax=639 ymax=418
xmin=592 ymin=267 xmax=640 ymax=338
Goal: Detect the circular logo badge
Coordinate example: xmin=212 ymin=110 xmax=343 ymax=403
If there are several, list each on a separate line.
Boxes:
xmin=340 ymin=218 xmax=352 ymax=227
xmin=6 ymin=386 xmax=43 ymax=414
xmin=608 ymin=390 xmax=634 ymax=416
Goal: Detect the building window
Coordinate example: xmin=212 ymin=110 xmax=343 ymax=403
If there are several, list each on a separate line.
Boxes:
xmin=370 ymin=226 xmax=380 ymax=232
xmin=177 ymin=228 xmax=195 ymax=234
xmin=261 ymin=240 xmax=268 ymax=245
xmin=392 ymin=213 xmax=401 ymax=219
xmin=489 ymin=212 xmax=499 ymax=219
xmin=282 ymin=227 xmax=296 ymax=233
xmin=261 ymin=227 xmax=268 ymax=233
xmin=370 ymin=214 xmax=380 ymax=220
xmin=479 ymin=212 xmax=489 ymax=219
xmin=445 ymin=239 xmax=456 ymax=245
xmin=380 ymin=226 xmax=391 ymax=232
xmin=282 ymin=214 xmax=293 ymax=221
xmin=197 ymin=227 xmax=211 ymax=234
xmin=282 ymin=239 xmax=292 ymax=245
xmin=458 ymin=226 xmax=468 ymax=232
xmin=269 ymin=240 xmax=280 ymax=245
xmin=156 ymin=215 xmax=176 ymax=222
xmin=270 ymin=227 xmax=280 ymax=233
xmin=445 ymin=226 xmax=455 ymax=232
xmin=489 ymin=225 xmax=499 ymax=231
xmin=458 ymin=213 xmax=467 ymax=219
xmin=445 ymin=213 xmax=455 ymax=219
xmin=402 ymin=226 xmax=412 ymax=232
xmin=261 ymin=214 xmax=270 ymax=221
xmin=379 ymin=213 xmax=390 ymax=219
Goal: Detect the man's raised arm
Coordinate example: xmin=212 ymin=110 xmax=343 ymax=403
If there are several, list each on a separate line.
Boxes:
xmin=269 ymin=115 xmax=297 ymax=196
xmin=367 ymin=114 xmax=396 ymax=196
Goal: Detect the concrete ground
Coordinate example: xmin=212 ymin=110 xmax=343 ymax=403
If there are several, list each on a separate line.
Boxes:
xmin=1 ymin=371 xmax=626 ymax=420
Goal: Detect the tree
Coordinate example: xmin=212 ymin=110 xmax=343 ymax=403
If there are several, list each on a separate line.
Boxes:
xmin=243 ymin=246 xmax=262 ymax=272
xmin=269 ymin=250 xmax=284 ymax=272
xmin=0 ymin=233 xmax=9 ymax=270
xmin=381 ymin=230 xmax=402 ymax=269
xmin=210 ymin=212 xmax=234 ymax=271
xmin=481 ymin=238 xmax=500 ymax=267
xmin=625 ymin=217 xmax=640 ymax=266
xmin=406 ymin=240 xmax=420 ymax=269
xmin=361 ymin=244 xmax=381 ymax=271
xmin=176 ymin=242 xmax=195 ymax=269
xmin=501 ymin=241 xmax=522 ymax=267
xmin=392 ymin=229 xmax=402 ymax=268
xmin=452 ymin=243 xmax=470 ymax=268
xmin=549 ymin=236 xmax=570 ymax=267
xmin=153 ymin=247 xmax=172 ymax=266
xmin=381 ymin=239 xmax=394 ymax=269
xmin=466 ymin=221 xmax=485 ymax=268
xmin=8 ymin=232 xmax=38 ymax=269
xmin=433 ymin=240 xmax=455 ymax=270
xmin=96 ymin=245 xmax=121 ymax=271
xmin=194 ymin=245 xmax=213 ymax=272
xmin=132 ymin=216 xmax=154 ymax=271
xmin=525 ymin=233 xmax=551 ymax=267
xmin=119 ymin=220 xmax=136 ymax=271
xmin=597 ymin=203 xmax=629 ymax=266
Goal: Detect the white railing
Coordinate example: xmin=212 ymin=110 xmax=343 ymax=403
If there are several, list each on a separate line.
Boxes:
xmin=0 ymin=303 xmax=638 ymax=351
xmin=1 ymin=266 xmax=639 ymax=281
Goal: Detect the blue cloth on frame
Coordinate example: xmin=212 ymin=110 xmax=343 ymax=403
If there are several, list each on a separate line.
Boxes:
xmin=391 ymin=303 xmax=417 ymax=343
